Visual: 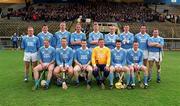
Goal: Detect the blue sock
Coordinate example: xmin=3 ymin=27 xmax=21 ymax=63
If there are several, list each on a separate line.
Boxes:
xmin=76 ymin=78 xmax=79 ymax=83
xmin=24 ymin=74 xmax=28 ymax=79
xmin=144 ymin=76 xmax=148 ymax=84
xmin=35 ymin=80 xmax=38 ymax=85
xmin=87 ymin=79 xmax=91 ymax=84
xmin=157 ymin=72 xmax=160 ymax=80
xmin=114 ymin=73 xmax=119 ymax=78
xmin=109 ymin=72 xmax=114 ymax=85
xmin=148 ymin=69 xmax=152 ymax=79
xmin=46 ymin=80 xmax=50 ymax=86
xmin=126 ymin=73 xmax=130 ymax=85
xmin=132 ymin=72 xmax=135 ymax=84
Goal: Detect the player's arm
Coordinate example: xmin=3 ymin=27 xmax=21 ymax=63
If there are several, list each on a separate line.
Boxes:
xmin=66 ymin=49 xmax=74 ymax=67
xmin=89 ymin=34 xmax=97 ymax=44
xmin=126 ymin=51 xmax=133 ymax=66
xmin=49 ymin=48 xmax=56 ymax=65
xmin=67 ymin=32 xmax=71 ymax=45
xmin=21 ymin=38 xmax=25 ymax=50
xmin=53 ymin=34 xmax=58 ymax=48
xmin=111 ymin=51 xmax=115 ymax=66
xmin=148 ymin=38 xmax=159 ymax=47
xmin=106 ymin=48 xmax=111 ymax=67
xmin=138 ymin=52 xmax=143 ymax=67
xmin=70 ymin=34 xmax=81 ymax=45
xmin=105 ymin=35 xmax=111 ymax=45
xmin=128 ymin=34 xmax=134 ymax=44
xmin=49 ymin=34 xmax=54 ymax=47
xmin=38 ymin=50 xmax=44 ymax=67
xmin=86 ymin=50 xmax=92 ymax=66
xmin=122 ymin=51 xmax=126 ymax=66
xmin=36 ymin=38 xmax=40 ymax=50
xmin=83 ymin=33 xmax=86 ymax=40
xmin=156 ymin=38 xmax=164 ymax=48
xmin=91 ymin=48 xmax=96 ymax=67
xmin=74 ymin=51 xmax=82 ymax=67
xmin=56 ymin=49 xmax=62 ymax=66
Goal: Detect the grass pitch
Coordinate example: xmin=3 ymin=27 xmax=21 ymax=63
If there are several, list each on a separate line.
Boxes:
xmin=0 ymin=50 xmax=180 ymax=106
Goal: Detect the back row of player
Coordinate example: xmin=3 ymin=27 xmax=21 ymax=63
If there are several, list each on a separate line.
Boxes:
xmin=21 ymin=22 xmax=164 ymax=89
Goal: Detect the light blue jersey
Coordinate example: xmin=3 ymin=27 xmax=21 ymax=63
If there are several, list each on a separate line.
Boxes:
xmin=56 ymin=46 xmax=74 ymax=66
xmin=54 ymin=30 xmax=71 ymax=48
xmin=70 ymin=32 xmax=86 ymax=50
xmin=119 ymin=32 xmax=134 ymax=50
xmin=21 ymin=35 xmax=40 ymax=53
xmin=74 ymin=47 xmax=91 ymax=65
xmin=135 ymin=32 xmax=150 ymax=50
xmin=38 ymin=46 xmax=56 ymax=63
xmin=88 ymin=31 xmax=103 ymax=48
xmin=37 ymin=32 xmax=54 ymax=47
xmin=104 ymin=33 xmax=119 ymax=49
xmin=148 ymin=36 xmax=164 ymax=52
xmin=111 ymin=48 xmax=126 ymax=66
xmin=126 ymin=49 xmax=143 ymax=66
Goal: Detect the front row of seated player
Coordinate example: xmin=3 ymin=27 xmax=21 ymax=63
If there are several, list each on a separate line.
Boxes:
xmin=33 ymin=37 xmax=148 ymax=90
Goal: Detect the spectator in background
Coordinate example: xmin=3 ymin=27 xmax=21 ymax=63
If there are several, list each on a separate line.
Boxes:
xmin=19 ymin=32 xmax=26 ymax=48
xmin=11 ymin=33 xmax=19 ymax=50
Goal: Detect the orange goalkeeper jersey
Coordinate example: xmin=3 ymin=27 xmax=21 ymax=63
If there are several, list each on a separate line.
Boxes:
xmin=91 ymin=46 xmax=111 ymax=66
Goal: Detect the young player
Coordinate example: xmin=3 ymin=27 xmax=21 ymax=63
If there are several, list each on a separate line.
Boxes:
xmin=71 ymin=23 xmax=86 ymax=50
xmin=37 ymin=24 xmax=54 ymax=47
xmin=148 ymin=29 xmax=164 ymax=83
xmin=53 ymin=38 xmax=74 ymax=90
xmin=21 ymin=26 xmax=40 ymax=82
xmin=74 ymin=40 xmax=92 ymax=89
xmin=119 ymin=25 xmax=134 ymax=50
xmin=88 ymin=22 xmax=104 ymax=49
xmin=54 ymin=22 xmax=71 ymax=48
xmin=109 ymin=40 xmax=130 ymax=89
xmin=92 ymin=38 xmax=111 ymax=89
xmin=104 ymin=25 xmax=118 ymax=49
xmin=33 ymin=39 xmax=55 ymax=89
xmin=127 ymin=41 xmax=148 ymax=89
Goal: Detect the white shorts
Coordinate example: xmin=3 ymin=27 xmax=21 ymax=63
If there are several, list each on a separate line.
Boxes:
xmin=23 ymin=52 xmax=38 ymax=62
xmin=143 ymin=50 xmax=148 ymax=59
xmin=43 ymin=63 xmax=49 ymax=66
xmin=148 ymin=52 xmax=162 ymax=62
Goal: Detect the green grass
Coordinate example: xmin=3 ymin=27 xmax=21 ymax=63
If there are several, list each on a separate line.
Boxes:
xmin=0 ymin=50 xmax=180 ymax=106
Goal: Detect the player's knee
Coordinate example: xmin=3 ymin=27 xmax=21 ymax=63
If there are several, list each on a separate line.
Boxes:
xmin=68 ymin=68 xmax=74 ymax=75
xmin=53 ymin=67 xmax=60 ymax=74
xmin=74 ymin=66 xmax=80 ymax=72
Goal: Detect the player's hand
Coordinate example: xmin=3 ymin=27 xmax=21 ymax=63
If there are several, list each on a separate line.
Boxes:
xmin=41 ymin=63 xmax=46 ymax=69
xmin=105 ymin=66 xmax=109 ymax=71
xmin=64 ymin=66 xmax=69 ymax=71
xmin=81 ymin=65 xmax=85 ymax=71
xmin=62 ymin=68 xmax=66 ymax=72
xmin=46 ymin=63 xmax=50 ymax=69
xmin=156 ymin=44 xmax=162 ymax=48
xmin=82 ymin=65 xmax=88 ymax=71
xmin=93 ymin=66 xmax=98 ymax=70
xmin=134 ymin=65 xmax=139 ymax=71
xmin=117 ymin=66 xmax=122 ymax=71
xmin=76 ymin=41 xmax=81 ymax=44
xmin=79 ymin=64 xmax=82 ymax=69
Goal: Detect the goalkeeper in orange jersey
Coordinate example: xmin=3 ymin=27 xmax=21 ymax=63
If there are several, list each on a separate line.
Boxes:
xmin=92 ymin=38 xmax=111 ymax=89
